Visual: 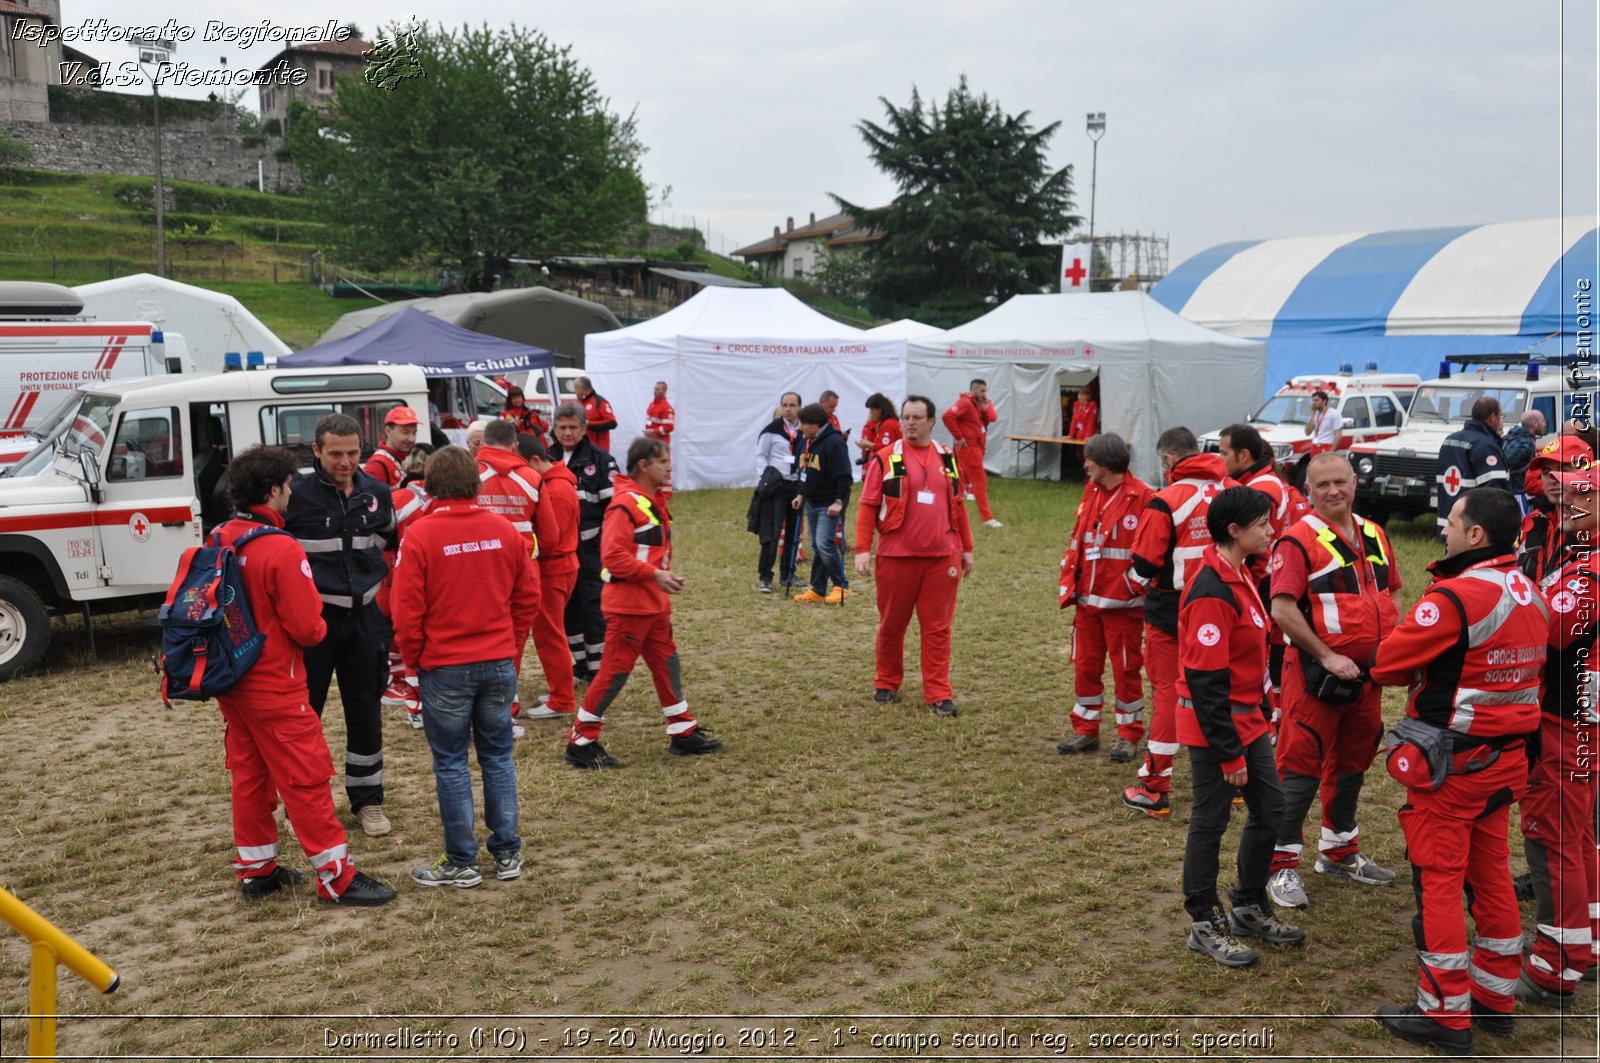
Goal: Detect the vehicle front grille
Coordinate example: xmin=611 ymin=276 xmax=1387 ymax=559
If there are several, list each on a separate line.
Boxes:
xmin=1372 ymin=455 xmax=1434 ymax=479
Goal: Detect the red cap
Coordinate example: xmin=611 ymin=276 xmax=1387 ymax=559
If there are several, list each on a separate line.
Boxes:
xmin=1558 ymin=468 xmax=1596 ymax=494
xmin=384 ymin=406 xmax=420 ymax=426
xmin=1530 ymin=435 xmax=1594 ymax=471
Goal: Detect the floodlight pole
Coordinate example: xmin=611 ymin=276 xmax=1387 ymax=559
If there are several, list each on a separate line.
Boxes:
xmin=1085 ymin=112 xmax=1105 ymax=292
xmin=152 ymin=80 xmax=165 ymax=277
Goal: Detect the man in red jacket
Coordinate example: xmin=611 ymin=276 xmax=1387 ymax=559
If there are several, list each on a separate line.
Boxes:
xmin=1065 ymin=387 xmax=1098 ymax=477
xmin=942 ymin=379 xmax=1002 ymax=527
xmin=394 ymin=446 xmax=540 ymax=889
xmin=476 ymin=418 xmax=543 ymax=728
xmin=1177 ymin=486 xmax=1303 ymax=968
xmin=523 ymin=435 xmax=582 ymax=721
xmin=644 ymin=380 xmax=675 ymax=502
xmin=1123 ymin=427 xmax=1236 ymax=817
xmin=1371 ymin=488 xmax=1548 ymax=1056
xmin=564 ymin=437 xmax=722 ymax=768
xmin=1056 ymin=433 xmax=1153 ymax=761
xmin=215 ymin=445 xmax=395 ymax=907
xmin=575 ymin=376 xmax=618 ymax=453
xmin=362 ymin=405 xmax=420 ymax=488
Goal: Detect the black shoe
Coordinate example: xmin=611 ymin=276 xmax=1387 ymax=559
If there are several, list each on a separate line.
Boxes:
xmin=758 ymin=579 xmax=773 ymax=594
xmin=1056 ymin=734 xmax=1099 ymax=755
xmin=669 ymin=731 xmax=723 ymax=756
xmin=1469 ymin=999 xmax=1514 ymax=1037
xmin=1512 ymin=871 xmax=1535 ymax=902
xmin=319 ymin=870 xmax=397 ymax=907
xmin=872 ymin=688 xmax=901 ymax=704
xmin=565 ymin=741 xmax=621 ymax=769
xmin=930 ymin=699 xmax=959 ymax=717
xmin=1375 ymin=1003 xmax=1471 ymax=1057
xmin=239 ymin=865 xmax=302 ymax=901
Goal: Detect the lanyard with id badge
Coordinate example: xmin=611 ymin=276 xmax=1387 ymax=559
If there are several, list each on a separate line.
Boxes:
xmin=910 ymin=444 xmax=940 ymax=505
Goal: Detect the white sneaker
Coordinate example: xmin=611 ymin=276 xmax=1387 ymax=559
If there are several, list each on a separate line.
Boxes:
xmin=982 ymin=518 xmax=1004 ymax=528
xmin=511 ymin=723 xmax=526 ymax=739
xmin=1314 ymin=851 xmax=1396 ymax=885
xmin=405 ymin=710 xmax=423 ymax=731
xmin=522 ymin=703 xmax=566 ymax=720
xmin=1267 ymin=867 xmax=1309 ymax=909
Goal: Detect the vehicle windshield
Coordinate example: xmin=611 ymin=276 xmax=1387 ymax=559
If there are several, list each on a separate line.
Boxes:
xmin=1252 ymin=394 xmax=1318 ymax=424
xmin=1406 ymin=385 xmax=1527 ymax=424
xmin=8 ymin=390 xmax=117 ymax=477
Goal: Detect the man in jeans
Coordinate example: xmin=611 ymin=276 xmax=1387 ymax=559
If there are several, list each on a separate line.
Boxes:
xmin=792 ymin=402 xmax=853 ymax=604
xmin=393 ymin=446 xmax=540 ymax=888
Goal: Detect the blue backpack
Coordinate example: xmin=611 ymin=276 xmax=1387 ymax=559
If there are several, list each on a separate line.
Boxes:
xmin=157 ymin=523 xmax=288 ymax=705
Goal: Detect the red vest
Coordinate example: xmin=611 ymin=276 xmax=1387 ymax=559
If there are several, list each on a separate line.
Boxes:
xmin=872 ymin=439 xmax=965 ymax=533
xmin=1277 ymin=514 xmax=1400 ymax=654
xmin=598 ymin=475 xmax=672 ymax=616
xmin=1059 ymin=474 xmax=1154 ymax=610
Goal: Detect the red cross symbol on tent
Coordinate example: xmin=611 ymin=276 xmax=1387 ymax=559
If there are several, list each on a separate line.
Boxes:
xmin=1442 ymin=466 xmax=1463 ymax=496
xmin=713 ymin=343 xmax=722 ymax=351
xmin=1063 ymin=258 xmax=1087 ymax=288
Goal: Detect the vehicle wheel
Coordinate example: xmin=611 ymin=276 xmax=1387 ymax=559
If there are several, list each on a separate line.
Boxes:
xmin=0 ymin=574 xmax=50 ymax=680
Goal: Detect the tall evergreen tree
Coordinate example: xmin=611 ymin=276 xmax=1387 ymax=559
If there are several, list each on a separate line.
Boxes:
xmin=833 ymin=79 xmax=1078 ymax=326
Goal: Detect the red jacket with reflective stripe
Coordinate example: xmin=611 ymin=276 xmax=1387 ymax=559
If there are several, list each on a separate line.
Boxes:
xmin=1130 ymin=452 xmax=1236 ymax=635
xmin=1371 ymin=549 xmax=1548 ymax=738
xmin=1058 ymin=474 xmax=1154 ymax=610
xmin=582 ymin=392 xmax=617 ymax=452
xmin=645 ymin=398 xmax=675 ymax=441
xmin=1271 ymin=513 xmax=1400 ymax=657
xmin=476 ymin=445 xmax=541 ymax=555
xmin=214 ymin=506 xmax=328 ymax=700
xmin=1175 ymin=546 xmax=1272 ymax=772
xmin=599 ymin=475 xmax=672 ymax=616
xmin=1538 ymin=544 xmax=1600 ymax=722
xmin=362 ymin=446 xmax=405 ymax=489
xmin=533 ymin=460 xmax=580 ymax=577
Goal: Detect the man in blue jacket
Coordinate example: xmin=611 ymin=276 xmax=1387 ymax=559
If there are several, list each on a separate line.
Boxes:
xmin=792 ymin=402 xmax=853 ymax=604
xmin=1435 ymin=397 xmax=1509 ymax=533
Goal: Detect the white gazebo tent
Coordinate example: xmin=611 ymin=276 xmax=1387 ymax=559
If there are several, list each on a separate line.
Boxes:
xmin=74 ymin=273 xmax=290 ymax=373
xmin=585 ymin=288 xmax=907 ymax=490
xmin=866 ymin=318 xmax=943 ymax=340
xmin=907 ymin=291 xmax=1266 ymax=484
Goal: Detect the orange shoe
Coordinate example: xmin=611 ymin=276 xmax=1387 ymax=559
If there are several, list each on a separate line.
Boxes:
xmin=824 ymin=587 xmax=852 ymax=604
xmin=793 ymin=588 xmax=827 ymax=603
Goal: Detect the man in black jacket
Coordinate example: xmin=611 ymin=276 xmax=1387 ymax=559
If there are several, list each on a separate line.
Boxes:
xmin=792 ymin=403 xmax=853 ymax=604
xmin=548 ymin=402 xmax=619 ymax=682
xmin=1435 ymin=397 xmax=1509 ymax=533
xmin=286 ymin=413 xmax=396 ymax=838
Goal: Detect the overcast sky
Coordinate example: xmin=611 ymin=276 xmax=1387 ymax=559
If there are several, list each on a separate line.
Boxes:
xmin=60 ymin=1 xmax=1599 ymax=269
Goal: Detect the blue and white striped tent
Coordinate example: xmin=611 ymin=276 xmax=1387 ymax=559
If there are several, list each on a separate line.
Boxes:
xmin=1153 ymin=217 xmax=1598 ymax=398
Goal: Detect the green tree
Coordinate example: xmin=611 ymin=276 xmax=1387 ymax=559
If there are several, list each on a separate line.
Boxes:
xmin=288 ymin=21 xmax=648 ymax=290
xmin=811 ymin=246 xmax=870 ymax=305
xmin=832 ymin=78 xmax=1078 ymax=327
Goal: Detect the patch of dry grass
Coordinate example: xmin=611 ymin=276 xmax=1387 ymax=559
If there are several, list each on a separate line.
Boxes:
xmin=0 ymin=479 xmax=1593 ymax=1059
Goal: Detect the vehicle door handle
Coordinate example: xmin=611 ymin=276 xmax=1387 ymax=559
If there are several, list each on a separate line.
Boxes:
xmin=161 ymin=520 xmax=186 ymax=527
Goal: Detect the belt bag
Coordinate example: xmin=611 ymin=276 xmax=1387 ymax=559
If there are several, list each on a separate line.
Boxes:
xmin=1301 ymin=652 xmax=1367 ymax=706
xmin=1384 ymin=717 xmax=1519 ymax=792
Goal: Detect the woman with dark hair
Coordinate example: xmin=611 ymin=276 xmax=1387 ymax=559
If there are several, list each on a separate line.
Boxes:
xmin=855 ymin=392 xmax=902 ymax=465
xmin=503 ymin=385 xmax=548 ymax=439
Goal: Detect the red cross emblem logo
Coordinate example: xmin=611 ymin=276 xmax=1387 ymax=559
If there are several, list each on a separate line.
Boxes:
xmin=1442 ymin=466 xmax=1463 ymax=496
xmin=713 ymin=343 xmax=722 ymax=351
xmin=1506 ymin=571 xmax=1534 ymax=606
xmin=129 ymin=512 xmax=151 ymax=542
xmin=1083 ymin=344 xmax=1094 ymax=357
xmin=1063 ymin=257 xmax=1087 ymax=288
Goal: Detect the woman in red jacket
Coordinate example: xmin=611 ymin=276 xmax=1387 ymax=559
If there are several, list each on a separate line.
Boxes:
xmin=502 ymin=385 xmax=548 ymax=439
xmin=855 ymin=392 xmax=902 ymax=466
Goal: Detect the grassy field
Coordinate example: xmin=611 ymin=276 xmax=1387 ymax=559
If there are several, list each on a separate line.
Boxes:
xmin=0 ymin=478 xmax=1593 ymax=1061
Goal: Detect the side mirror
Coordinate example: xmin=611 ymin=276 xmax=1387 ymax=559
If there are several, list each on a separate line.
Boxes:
xmin=78 ymin=450 xmax=103 ymax=503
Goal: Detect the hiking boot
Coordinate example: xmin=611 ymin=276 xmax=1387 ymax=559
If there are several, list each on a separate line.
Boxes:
xmin=1187 ymin=915 xmax=1259 ymax=968
xmin=1315 ymin=851 xmax=1395 ymax=884
xmin=793 ymin=588 xmax=827 ymax=603
xmin=824 ymin=586 xmax=852 ymax=604
xmin=1470 ymin=1000 xmax=1514 ymax=1037
xmin=1375 ymin=1003 xmax=1471 ymax=1057
xmin=1056 ymin=733 xmax=1099 ymax=755
xmin=872 ymin=688 xmax=901 ymax=704
xmin=380 ymin=680 xmax=411 ymax=707
xmin=239 ymin=865 xmax=302 ymax=901
xmin=565 ymin=741 xmax=620 ymax=769
xmin=1513 ymin=969 xmax=1575 ymax=1010
xmin=411 ymin=857 xmax=483 ymax=890
xmin=930 ymin=699 xmax=960 ymax=717
xmin=982 ymin=518 xmax=1004 ymax=528
xmin=1512 ymin=871 xmax=1535 ymax=902
xmin=669 ymin=730 xmax=723 ymax=756
xmin=1266 ymin=868 xmax=1309 ymax=910
xmin=758 ymin=579 xmax=773 ymax=594
xmin=356 ymin=805 xmax=391 ymax=838
xmin=1107 ymin=737 xmax=1137 ymax=763
xmin=493 ymin=852 xmax=523 ymax=881
xmin=1228 ymin=902 xmax=1306 ymax=945
xmin=319 ymin=870 xmax=397 ymax=907
xmin=1121 ymin=785 xmax=1170 ymax=819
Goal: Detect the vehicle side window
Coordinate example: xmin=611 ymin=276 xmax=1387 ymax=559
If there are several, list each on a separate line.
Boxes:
xmin=1535 ymin=395 xmax=1557 ymax=427
xmin=473 ymin=376 xmax=505 ymax=418
xmin=1370 ymin=395 xmax=1398 ymax=428
xmin=260 ymin=404 xmax=337 ymax=448
xmin=108 ymin=408 xmax=184 ymax=481
xmin=1340 ymin=397 xmax=1370 ymax=429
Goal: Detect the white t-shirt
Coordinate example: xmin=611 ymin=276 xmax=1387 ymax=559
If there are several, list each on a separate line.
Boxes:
xmin=1310 ymin=407 xmax=1344 ymax=446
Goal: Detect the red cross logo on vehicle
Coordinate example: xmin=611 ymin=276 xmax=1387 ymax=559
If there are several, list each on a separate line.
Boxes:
xmin=1442 ymin=466 xmax=1463 ymax=496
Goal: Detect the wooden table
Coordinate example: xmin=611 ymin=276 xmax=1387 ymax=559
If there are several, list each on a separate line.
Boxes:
xmin=1008 ymin=434 xmax=1086 ymax=479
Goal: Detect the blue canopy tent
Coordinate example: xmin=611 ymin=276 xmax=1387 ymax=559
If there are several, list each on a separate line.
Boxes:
xmin=1153 ymin=217 xmax=1598 ymax=397
xmin=281 ymin=307 xmax=560 ymax=431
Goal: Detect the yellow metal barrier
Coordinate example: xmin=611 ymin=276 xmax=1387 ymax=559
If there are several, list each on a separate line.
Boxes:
xmin=0 ymin=886 xmax=119 ymax=1061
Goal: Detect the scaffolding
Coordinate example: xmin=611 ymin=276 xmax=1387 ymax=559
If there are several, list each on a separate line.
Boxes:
xmin=1088 ymin=231 xmax=1169 ymax=292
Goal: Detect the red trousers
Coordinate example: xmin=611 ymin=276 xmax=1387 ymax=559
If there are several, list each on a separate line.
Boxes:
xmin=1520 ymin=712 xmax=1598 ymax=993
xmin=533 ymin=566 xmax=579 ymax=713
xmin=873 ymin=554 xmax=962 ymax=703
xmin=961 ymin=447 xmax=994 ymax=521
xmin=1137 ymin=626 xmax=1180 ymax=793
xmin=1070 ymin=605 xmax=1145 ymax=743
xmin=1270 ymin=656 xmax=1384 ymax=870
xmin=568 ymin=611 xmax=697 ymax=745
xmin=218 ymin=696 xmax=355 ymax=901
xmin=1400 ymin=750 xmax=1527 ymax=1030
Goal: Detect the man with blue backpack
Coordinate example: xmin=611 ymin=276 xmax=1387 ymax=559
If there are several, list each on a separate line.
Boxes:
xmin=207 ymin=445 xmax=396 ymax=906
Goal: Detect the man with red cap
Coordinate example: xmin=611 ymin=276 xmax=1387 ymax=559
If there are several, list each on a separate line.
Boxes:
xmin=363 ymin=405 xmax=420 ymax=488
xmin=1518 ymin=435 xmax=1594 ymax=584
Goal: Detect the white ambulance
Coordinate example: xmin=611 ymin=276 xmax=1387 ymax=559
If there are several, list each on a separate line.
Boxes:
xmin=0 ymin=282 xmax=194 ymax=471
xmin=0 ymin=363 xmax=429 ymax=679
